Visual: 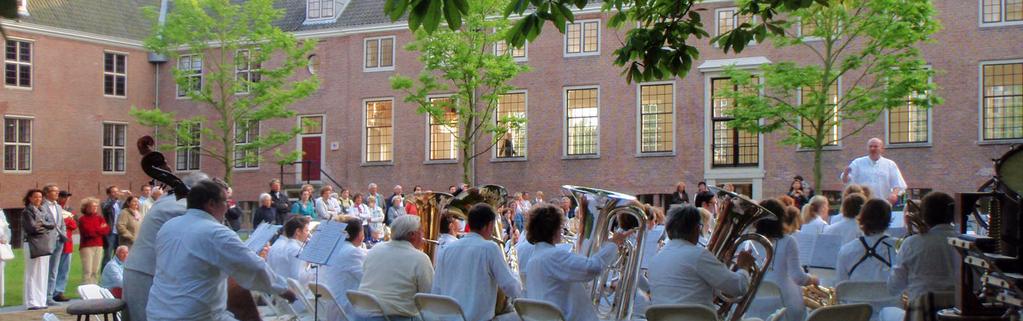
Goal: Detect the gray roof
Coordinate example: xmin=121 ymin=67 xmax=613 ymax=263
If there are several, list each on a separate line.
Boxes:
xmin=17 ymin=0 xmax=160 ymax=40
xmin=11 ymin=0 xmax=404 ymax=41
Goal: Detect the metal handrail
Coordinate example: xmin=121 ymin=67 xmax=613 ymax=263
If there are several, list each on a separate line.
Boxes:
xmin=277 ymin=160 xmax=343 ymax=190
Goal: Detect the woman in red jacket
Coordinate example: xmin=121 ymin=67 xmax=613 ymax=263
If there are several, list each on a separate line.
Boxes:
xmin=77 ymin=197 xmax=109 ymax=285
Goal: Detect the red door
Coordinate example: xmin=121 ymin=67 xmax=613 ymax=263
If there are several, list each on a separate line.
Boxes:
xmin=301 ymin=136 xmax=321 ymax=181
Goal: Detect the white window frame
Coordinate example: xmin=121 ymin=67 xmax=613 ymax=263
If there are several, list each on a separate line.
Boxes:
xmin=563 ymin=19 xmax=601 ymax=57
xmin=796 ymin=17 xmax=823 ymax=42
xmin=306 ymin=0 xmax=335 ymax=21
xmin=978 ymin=59 xmax=1023 ymax=144
xmin=494 ymin=39 xmax=528 ymax=62
xmin=425 ymin=94 xmax=459 ymax=164
xmin=635 ymin=81 xmax=677 ymax=156
xmin=363 ymin=36 xmax=396 ymax=72
xmin=714 ymin=7 xmax=758 ymax=47
xmin=700 ymin=59 xmax=768 ymax=195
xmin=979 ymin=0 xmax=1023 ymax=27
xmin=885 ymin=68 xmax=933 ymax=148
xmin=176 ymin=54 xmax=203 ymax=99
xmin=235 ymin=49 xmax=259 ymax=94
xmin=4 ymin=38 xmax=33 ymax=89
xmin=563 ymin=85 xmax=601 ymax=159
xmin=103 ymin=51 xmax=128 ymax=98
xmin=362 ymin=97 xmax=395 ymax=165
xmin=175 ymin=122 xmax=201 ymax=171
xmin=233 ymin=120 xmax=260 ymax=170
xmin=492 ymin=90 xmax=529 ymax=161
xmin=3 ymin=115 xmax=33 ymax=173
xmin=796 ymin=77 xmax=843 ymax=151
xmin=101 ymin=122 xmax=127 ymax=174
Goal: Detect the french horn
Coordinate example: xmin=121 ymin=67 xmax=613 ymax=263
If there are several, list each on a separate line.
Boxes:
xmin=562 ymin=185 xmax=648 ymax=321
xmin=706 ymin=186 xmax=777 ymax=321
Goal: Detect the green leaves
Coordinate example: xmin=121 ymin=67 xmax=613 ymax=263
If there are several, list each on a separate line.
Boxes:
xmin=390 ymin=0 xmax=472 ymax=32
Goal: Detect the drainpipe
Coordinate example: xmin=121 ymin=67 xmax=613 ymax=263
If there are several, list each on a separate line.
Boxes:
xmin=148 ymin=0 xmax=169 ymax=108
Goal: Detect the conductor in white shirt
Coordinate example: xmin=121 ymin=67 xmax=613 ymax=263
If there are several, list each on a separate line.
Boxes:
xmin=147 ymin=180 xmax=295 ymax=321
xmin=523 ymin=204 xmax=633 ymax=321
xmin=841 ymin=138 xmax=908 ymax=204
xmin=433 ymin=203 xmax=522 ymax=321
xmin=648 ymin=205 xmax=754 ymax=309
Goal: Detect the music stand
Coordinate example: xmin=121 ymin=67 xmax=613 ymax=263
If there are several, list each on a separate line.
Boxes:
xmin=298 ymin=220 xmax=348 ymax=321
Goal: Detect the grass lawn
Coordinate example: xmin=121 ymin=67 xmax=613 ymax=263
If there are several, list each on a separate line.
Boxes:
xmin=3 ymin=247 xmax=85 ymax=307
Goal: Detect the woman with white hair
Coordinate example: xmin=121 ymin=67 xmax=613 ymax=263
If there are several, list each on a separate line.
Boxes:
xmin=367 ymin=195 xmax=385 ymax=243
xmin=252 ymin=193 xmax=276 ymax=228
xmin=357 ymin=215 xmax=433 ymax=320
xmin=386 ymin=195 xmax=407 ymax=223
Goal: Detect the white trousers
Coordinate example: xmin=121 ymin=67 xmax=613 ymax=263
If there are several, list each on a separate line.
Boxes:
xmin=24 ymin=243 xmax=51 ymax=308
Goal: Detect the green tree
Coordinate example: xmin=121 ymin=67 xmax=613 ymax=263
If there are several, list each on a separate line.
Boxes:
xmin=390 ymin=0 xmax=530 ymax=185
xmin=384 ymin=0 xmax=828 ymax=83
xmin=721 ymin=0 xmax=941 ymax=191
xmin=131 ymin=0 xmax=319 ymax=185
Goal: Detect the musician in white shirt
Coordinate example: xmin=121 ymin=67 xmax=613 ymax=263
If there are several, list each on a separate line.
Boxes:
xmin=433 ymin=204 xmax=522 ymax=321
xmin=840 ymin=138 xmax=908 ymax=204
xmin=800 ymin=196 xmax=830 ymax=234
xmin=888 ymin=192 xmax=959 ymax=301
xmin=357 ymin=215 xmax=433 ymax=321
xmin=824 ymin=193 xmax=868 ymax=245
xmin=523 ymin=204 xmax=633 ymax=321
xmin=321 ymin=216 xmax=367 ymax=320
xmin=649 ymin=205 xmax=753 ymax=309
xmin=750 ymin=199 xmax=819 ymax=321
xmin=267 ymin=216 xmax=313 ymax=311
xmin=147 ymin=180 xmax=295 ymax=321
xmin=835 ymin=199 xmax=895 ymax=283
xmin=437 ymin=212 xmax=460 ymax=249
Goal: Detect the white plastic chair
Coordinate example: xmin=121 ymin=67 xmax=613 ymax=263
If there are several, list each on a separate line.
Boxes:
xmin=287 ymin=278 xmax=314 ymax=317
xmin=414 ymin=293 xmax=467 ymax=321
xmin=308 ymin=282 xmax=348 ymax=321
xmin=77 ymin=284 xmax=107 ymax=299
xmin=42 ymin=313 xmax=60 ymax=321
xmin=644 ymin=304 xmax=718 ymax=321
xmin=346 ymin=290 xmax=392 ymax=321
xmin=835 ymin=281 xmax=899 ymax=305
xmin=806 ymin=303 xmax=872 ymax=321
xmin=513 ymin=298 xmax=566 ymax=321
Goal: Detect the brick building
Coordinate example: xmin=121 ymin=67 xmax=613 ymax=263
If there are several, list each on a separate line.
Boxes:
xmin=2 ymin=0 xmax=1022 ymax=210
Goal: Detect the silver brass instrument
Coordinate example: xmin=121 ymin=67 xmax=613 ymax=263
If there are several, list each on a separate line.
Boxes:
xmin=562 ymin=185 xmax=648 ymax=321
xmin=706 ymin=186 xmax=778 ymax=321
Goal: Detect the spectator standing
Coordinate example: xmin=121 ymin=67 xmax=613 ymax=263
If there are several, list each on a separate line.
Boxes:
xmin=669 ymin=182 xmax=691 ymax=206
xmin=269 ymin=179 xmax=291 ymax=225
xmin=367 ymin=196 xmax=386 ymax=240
xmin=41 ymin=184 xmax=66 ymax=306
xmin=253 ymin=193 xmax=276 ymax=228
xmin=225 ymin=187 xmax=243 ymax=231
xmin=787 ymin=178 xmax=812 ymax=209
xmin=693 ymin=182 xmax=713 ymax=208
xmin=0 ymin=209 xmax=9 ymax=306
xmin=101 ymin=246 xmax=129 ymax=298
xmin=117 ymin=196 xmax=143 ymax=248
xmin=22 ymin=189 xmax=56 ymax=310
xmin=388 ymin=195 xmax=408 ymax=223
xmin=367 ymin=183 xmax=384 ymax=213
xmin=100 ymin=185 xmax=122 ymax=271
xmin=533 ymin=191 xmax=545 ymax=208
xmin=314 ymin=186 xmax=342 ymax=221
xmin=291 ymin=189 xmax=316 ymax=220
xmin=138 ymin=185 xmax=154 ymax=218
xmin=78 ymin=197 xmax=109 ymax=285
xmin=338 ymin=188 xmax=354 ymax=214
xmin=512 ymin=193 xmax=526 ymax=232
xmin=53 ymin=191 xmax=76 ymax=302
xmin=385 ymin=185 xmax=403 ymax=221
xmin=560 ymin=196 xmax=575 ymax=219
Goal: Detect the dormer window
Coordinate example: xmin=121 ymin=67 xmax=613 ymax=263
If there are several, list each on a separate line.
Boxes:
xmin=307 ymin=0 xmax=334 ymax=20
xmin=17 ymin=0 xmax=29 ymax=15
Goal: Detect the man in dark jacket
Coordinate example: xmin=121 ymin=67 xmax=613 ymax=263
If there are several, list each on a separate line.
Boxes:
xmin=268 ymin=179 xmax=290 ymax=225
xmin=100 ymin=185 xmax=122 ymax=273
xmin=225 ymin=187 xmax=243 ymax=231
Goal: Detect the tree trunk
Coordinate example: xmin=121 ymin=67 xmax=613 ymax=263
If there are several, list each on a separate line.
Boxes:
xmin=461 ymin=144 xmax=472 ymax=186
xmin=813 ymin=146 xmax=823 ymax=196
xmin=223 ymin=136 xmax=234 ymax=186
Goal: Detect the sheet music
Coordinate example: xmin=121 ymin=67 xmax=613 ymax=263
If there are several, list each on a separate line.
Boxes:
xmin=793 ymin=231 xmax=815 ymax=265
xmin=808 ymin=233 xmax=843 ymax=269
xmin=298 ymin=220 xmax=347 ymax=265
xmin=244 ymin=223 xmax=282 ymax=253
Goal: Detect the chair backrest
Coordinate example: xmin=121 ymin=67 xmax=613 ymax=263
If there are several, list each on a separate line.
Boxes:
xmin=308 ymin=283 xmax=348 ymax=321
xmin=835 ymin=281 xmax=896 ymax=304
xmin=905 ymin=291 xmax=955 ymax=321
xmin=806 ymin=303 xmax=872 ymax=321
xmin=77 ymin=284 xmax=107 ymax=300
xmin=42 ymin=313 xmax=60 ymax=321
xmin=286 ymin=278 xmax=314 ymax=315
xmin=513 ymin=299 xmax=566 ymax=321
xmin=347 ymin=290 xmax=391 ymax=321
xmin=414 ymin=293 xmax=467 ymax=321
xmin=644 ymin=304 xmax=719 ymax=321
xmin=766 ymin=307 xmax=787 ymax=321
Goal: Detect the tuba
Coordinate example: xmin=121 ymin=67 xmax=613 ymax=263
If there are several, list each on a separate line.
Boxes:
xmin=706 ymin=186 xmax=777 ymax=321
xmin=562 ymin=185 xmax=648 ymax=321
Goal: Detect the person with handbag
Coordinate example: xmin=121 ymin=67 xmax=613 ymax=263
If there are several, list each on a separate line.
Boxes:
xmin=0 ymin=208 xmax=14 ymax=306
xmin=22 ymin=188 xmax=57 ymax=310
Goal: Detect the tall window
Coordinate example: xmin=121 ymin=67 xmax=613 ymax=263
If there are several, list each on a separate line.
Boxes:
xmin=428 ymin=97 xmax=458 ymax=161
xmin=889 ymin=79 xmax=931 ymax=145
xmin=235 ymin=49 xmax=261 ymax=94
xmin=565 ymin=20 xmax=599 ymax=55
xmin=982 ymin=0 xmax=1023 ymax=24
xmin=497 ymin=92 xmax=527 ymax=158
xmin=3 ymin=117 xmax=31 ymax=171
xmin=364 ymin=37 xmax=395 ymax=71
xmin=102 ymin=123 xmax=126 ymax=172
xmin=711 ymin=77 xmax=759 ymax=167
xmin=494 ymin=40 xmax=526 ymax=60
xmin=982 ymin=62 xmax=1023 ymax=140
xmin=104 ymin=52 xmax=127 ymax=97
xmin=566 ymin=88 xmax=599 ymax=156
xmin=307 ymin=0 xmax=334 ymax=19
xmin=175 ymin=123 xmax=200 ymax=171
xmin=5 ymin=40 xmax=32 ymax=88
xmin=800 ymin=81 xmax=841 ymax=146
xmin=234 ymin=120 xmax=259 ymax=168
xmin=716 ymin=8 xmax=754 ymax=36
xmin=365 ymin=100 xmax=393 ymax=162
xmin=639 ymin=84 xmax=675 ymax=153
xmin=176 ymin=54 xmax=202 ymax=97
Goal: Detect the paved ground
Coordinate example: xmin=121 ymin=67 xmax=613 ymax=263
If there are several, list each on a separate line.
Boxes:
xmin=0 ymin=302 xmax=80 ymax=320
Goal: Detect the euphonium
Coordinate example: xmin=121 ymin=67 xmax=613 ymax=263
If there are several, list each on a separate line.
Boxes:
xmin=562 ymin=185 xmax=648 ymax=321
xmin=706 ymin=186 xmax=778 ymax=321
